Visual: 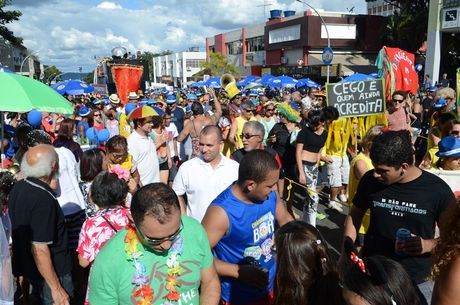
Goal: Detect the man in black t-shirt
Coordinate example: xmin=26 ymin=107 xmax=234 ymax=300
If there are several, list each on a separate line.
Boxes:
xmin=342 ymin=131 xmax=455 ymax=305
xmin=9 ymin=144 xmax=72 ymax=305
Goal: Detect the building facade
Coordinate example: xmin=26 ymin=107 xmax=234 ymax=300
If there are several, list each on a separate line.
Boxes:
xmin=367 ymin=0 xmax=398 ymax=16
xmin=153 ymin=50 xmax=206 ymax=88
xmin=0 ymin=38 xmax=41 ymax=78
xmin=206 ymin=10 xmax=384 ymax=82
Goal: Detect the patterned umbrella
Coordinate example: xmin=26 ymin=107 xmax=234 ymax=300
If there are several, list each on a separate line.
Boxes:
xmin=128 ymin=105 xmax=158 ymax=120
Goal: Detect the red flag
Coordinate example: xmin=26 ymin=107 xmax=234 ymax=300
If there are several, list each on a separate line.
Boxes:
xmin=384 ymin=47 xmax=419 ymax=94
xmin=111 ymin=64 xmax=143 ymax=105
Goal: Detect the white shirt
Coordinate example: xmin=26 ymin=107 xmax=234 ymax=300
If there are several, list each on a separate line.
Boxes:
xmin=55 ymin=147 xmax=86 ymax=216
xmin=128 ymin=130 xmax=160 ymax=185
xmin=165 ymin=124 xmax=179 ymax=158
xmin=173 ymin=155 xmax=239 ymax=222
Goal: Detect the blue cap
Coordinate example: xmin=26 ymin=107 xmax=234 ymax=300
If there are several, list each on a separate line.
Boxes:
xmin=436 ymin=136 xmax=460 ymax=157
xmin=92 ymin=99 xmax=102 ymax=105
xmin=434 ymin=98 xmax=447 ymax=108
xmin=78 ymin=106 xmax=91 ymax=117
xmin=187 ymin=93 xmax=197 ymax=101
xmin=248 ymin=89 xmax=258 ymax=97
xmin=166 ymin=94 xmax=177 ymax=105
xmin=185 ymin=105 xmax=192 ymax=113
xmin=101 ymin=98 xmax=110 ymax=105
xmin=147 ymin=98 xmax=156 ymax=105
xmin=153 ymin=89 xmax=159 ymax=95
xmin=161 ymin=88 xmax=169 ymax=95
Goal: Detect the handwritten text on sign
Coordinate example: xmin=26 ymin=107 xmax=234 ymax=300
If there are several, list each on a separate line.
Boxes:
xmin=326 ymin=79 xmax=385 ymax=117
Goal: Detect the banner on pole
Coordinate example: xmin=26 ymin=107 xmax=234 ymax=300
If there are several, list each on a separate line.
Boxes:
xmin=326 ymin=79 xmax=386 ymax=117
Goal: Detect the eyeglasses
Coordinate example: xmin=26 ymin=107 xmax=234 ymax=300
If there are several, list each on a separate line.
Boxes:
xmin=135 ymin=220 xmax=183 ymax=246
xmin=241 ymin=133 xmax=260 ymax=140
xmin=93 ymin=113 xmax=101 ymax=117
xmin=392 ymin=99 xmax=404 ymax=104
xmin=243 ymin=108 xmax=256 ymax=113
xmin=266 ymin=108 xmax=274 ymax=112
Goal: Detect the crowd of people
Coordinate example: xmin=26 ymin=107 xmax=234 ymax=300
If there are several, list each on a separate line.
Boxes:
xmin=0 ymin=76 xmax=458 ymax=305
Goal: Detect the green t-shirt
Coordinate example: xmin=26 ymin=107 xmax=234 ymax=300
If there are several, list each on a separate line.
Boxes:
xmin=88 ymin=216 xmax=213 ymax=305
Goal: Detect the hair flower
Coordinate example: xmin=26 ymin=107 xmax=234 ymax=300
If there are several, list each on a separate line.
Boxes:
xmin=108 ymin=164 xmax=130 ymax=181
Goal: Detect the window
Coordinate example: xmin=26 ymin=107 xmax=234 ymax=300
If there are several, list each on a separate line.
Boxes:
xmin=226 ymin=41 xmax=243 ymax=55
xmin=186 ymin=59 xmax=205 ymax=68
xmin=246 ymin=37 xmax=265 ymax=52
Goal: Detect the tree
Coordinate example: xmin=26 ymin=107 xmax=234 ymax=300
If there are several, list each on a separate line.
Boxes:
xmin=0 ymin=0 xmax=23 ymax=46
xmin=43 ymin=65 xmax=62 ymax=84
xmin=82 ymin=71 xmax=94 ymax=84
xmin=200 ymin=52 xmax=240 ymax=78
xmin=366 ymin=0 xmax=429 ymax=52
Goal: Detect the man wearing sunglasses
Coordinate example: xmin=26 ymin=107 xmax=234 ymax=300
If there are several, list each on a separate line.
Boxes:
xmin=89 ymin=183 xmax=221 ymax=305
xmin=228 ymin=100 xmax=257 ymax=150
xmin=385 ymin=90 xmax=410 ymax=131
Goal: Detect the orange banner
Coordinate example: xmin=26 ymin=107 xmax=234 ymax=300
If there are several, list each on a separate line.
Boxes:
xmin=111 ymin=64 xmax=143 ymax=104
xmin=384 ymin=47 xmax=419 ymax=94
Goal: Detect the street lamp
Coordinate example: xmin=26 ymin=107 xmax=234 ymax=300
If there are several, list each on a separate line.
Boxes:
xmin=20 ymin=51 xmax=39 ymax=75
xmin=296 ymin=0 xmax=331 ymax=83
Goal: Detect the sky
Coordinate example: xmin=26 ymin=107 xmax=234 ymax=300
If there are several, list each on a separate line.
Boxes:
xmin=7 ymin=0 xmax=366 ymax=72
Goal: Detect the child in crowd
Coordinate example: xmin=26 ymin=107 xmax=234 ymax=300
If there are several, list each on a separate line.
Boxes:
xmin=105 ymin=135 xmax=140 ymax=193
xmin=77 ymin=171 xmax=130 ymax=305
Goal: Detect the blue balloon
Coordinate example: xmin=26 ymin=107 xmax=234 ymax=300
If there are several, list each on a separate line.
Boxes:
xmin=97 ymin=129 xmax=110 ymax=143
xmin=125 ymin=103 xmax=136 ymax=115
xmin=85 ymin=127 xmax=98 ymax=142
xmin=27 ymin=110 xmax=42 ymax=127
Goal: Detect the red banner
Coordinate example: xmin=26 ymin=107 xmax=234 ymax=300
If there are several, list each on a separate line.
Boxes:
xmin=111 ymin=64 xmax=143 ymax=104
xmin=385 ymin=47 xmax=419 ymax=94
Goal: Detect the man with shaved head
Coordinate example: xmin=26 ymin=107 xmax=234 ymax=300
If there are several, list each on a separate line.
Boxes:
xmin=9 ymin=144 xmax=73 ymax=305
xmin=173 ymin=125 xmax=239 ymax=222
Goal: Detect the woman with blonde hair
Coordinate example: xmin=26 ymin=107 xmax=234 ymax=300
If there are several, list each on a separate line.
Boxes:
xmin=431 ymin=199 xmax=460 ymax=305
xmin=348 ymin=125 xmax=383 ymax=243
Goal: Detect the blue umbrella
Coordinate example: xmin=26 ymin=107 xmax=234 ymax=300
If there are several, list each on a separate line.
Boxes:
xmin=260 ymin=74 xmax=274 ymax=86
xmin=268 ymin=76 xmax=298 ymax=88
xmin=190 ymin=81 xmax=204 ymax=88
xmin=296 ymin=78 xmax=320 ymax=88
xmin=52 ymin=80 xmax=94 ymax=95
xmin=0 ymin=67 xmax=14 ymax=73
xmin=205 ymin=77 xmax=221 ymax=88
xmin=340 ymin=73 xmax=376 ymax=83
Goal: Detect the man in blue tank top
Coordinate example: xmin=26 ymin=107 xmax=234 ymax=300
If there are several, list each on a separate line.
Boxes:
xmin=202 ymin=150 xmax=294 ymax=305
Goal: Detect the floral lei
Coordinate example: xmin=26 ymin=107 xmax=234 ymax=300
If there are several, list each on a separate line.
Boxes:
xmin=124 ymin=224 xmax=184 ymax=305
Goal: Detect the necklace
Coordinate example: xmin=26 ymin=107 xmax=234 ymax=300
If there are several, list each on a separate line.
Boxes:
xmin=124 ymin=224 xmax=184 ymax=305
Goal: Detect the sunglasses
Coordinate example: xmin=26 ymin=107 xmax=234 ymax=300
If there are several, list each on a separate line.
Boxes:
xmin=241 ymin=133 xmax=260 ymax=140
xmin=93 ymin=113 xmax=101 ymax=117
xmin=243 ymin=108 xmax=256 ymax=113
xmin=266 ymin=108 xmax=274 ymax=111
xmin=135 ymin=220 xmax=183 ymax=246
xmin=392 ymin=99 xmax=404 ymax=104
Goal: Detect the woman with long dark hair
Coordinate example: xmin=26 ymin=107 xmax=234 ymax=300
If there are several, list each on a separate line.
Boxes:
xmin=274 ymin=221 xmax=343 ymax=305
xmin=53 ymin=118 xmax=83 ymax=162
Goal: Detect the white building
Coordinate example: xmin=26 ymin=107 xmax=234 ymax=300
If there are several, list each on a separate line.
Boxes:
xmin=153 ymin=49 xmax=206 ymax=88
xmin=367 ymin=0 xmax=398 ymax=16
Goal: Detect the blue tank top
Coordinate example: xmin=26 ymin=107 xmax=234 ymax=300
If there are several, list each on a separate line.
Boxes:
xmin=210 ymin=185 xmax=277 ymax=304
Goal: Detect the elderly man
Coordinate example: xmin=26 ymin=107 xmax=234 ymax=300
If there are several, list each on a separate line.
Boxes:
xmin=9 ymin=144 xmax=72 ymax=305
xmin=89 ymin=183 xmax=220 ymax=305
xmin=173 ymin=125 xmax=239 ymax=222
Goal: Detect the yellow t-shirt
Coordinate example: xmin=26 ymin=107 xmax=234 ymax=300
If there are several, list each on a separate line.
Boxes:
xmin=107 ymin=153 xmax=135 ymax=173
xmin=348 ymin=153 xmax=373 ymax=235
xmin=119 ymin=113 xmax=132 ymax=139
xmin=233 ymin=116 xmax=257 ymax=149
xmin=326 ymin=117 xmax=351 ymax=157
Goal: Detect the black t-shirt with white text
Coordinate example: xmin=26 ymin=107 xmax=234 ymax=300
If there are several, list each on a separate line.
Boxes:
xmin=353 ymin=170 xmax=454 ymax=283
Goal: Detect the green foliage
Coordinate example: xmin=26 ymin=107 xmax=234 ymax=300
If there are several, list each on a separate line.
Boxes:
xmin=370 ymin=0 xmax=429 ymax=52
xmin=0 ymin=0 xmax=23 ymax=46
xmin=200 ymin=52 xmax=240 ymax=78
xmin=43 ymin=65 xmax=61 ymax=83
xmin=82 ymin=71 xmax=94 ymax=84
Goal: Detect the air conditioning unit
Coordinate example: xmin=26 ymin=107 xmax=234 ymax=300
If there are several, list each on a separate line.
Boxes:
xmin=281 ymin=57 xmax=288 ymax=64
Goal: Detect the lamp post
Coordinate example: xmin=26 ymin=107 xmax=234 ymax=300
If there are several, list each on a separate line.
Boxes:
xmin=20 ymin=52 xmax=39 ymax=76
xmin=296 ymin=0 xmax=331 ymax=83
